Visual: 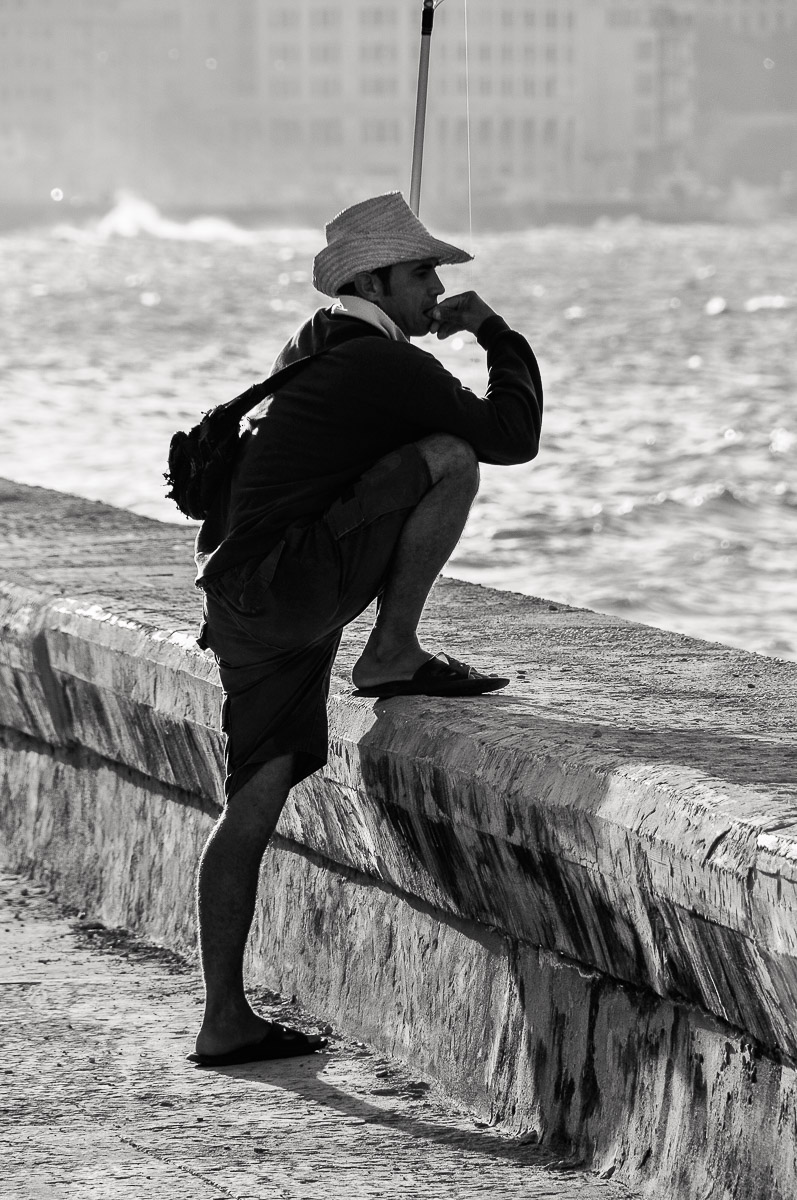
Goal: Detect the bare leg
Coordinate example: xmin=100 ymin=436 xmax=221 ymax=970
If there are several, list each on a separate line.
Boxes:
xmin=351 ymin=434 xmax=479 ymax=690
xmin=194 ymin=753 xmax=321 ymax=1057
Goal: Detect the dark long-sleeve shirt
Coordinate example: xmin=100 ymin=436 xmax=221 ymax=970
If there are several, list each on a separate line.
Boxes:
xmin=195 ymin=307 xmax=543 ymax=584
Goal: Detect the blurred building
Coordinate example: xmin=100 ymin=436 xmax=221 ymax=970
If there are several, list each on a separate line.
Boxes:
xmin=0 ymin=0 xmax=795 ymax=220
xmin=179 ymin=0 xmax=699 ymax=219
xmin=697 ymin=0 xmax=794 ymax=35
xmin=0 ymin=0 xmax=200 ymax=206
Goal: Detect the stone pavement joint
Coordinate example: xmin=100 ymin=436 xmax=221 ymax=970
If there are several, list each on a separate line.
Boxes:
xmin=1 ymin=870 xmax=638 ymax=1200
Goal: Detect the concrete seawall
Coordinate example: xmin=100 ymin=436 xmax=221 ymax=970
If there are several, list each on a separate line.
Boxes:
xmin=2 ymin=476 xmax=796 ymax=1198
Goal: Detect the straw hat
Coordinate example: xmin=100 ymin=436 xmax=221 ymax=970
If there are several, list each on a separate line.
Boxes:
xmin=312 ymin=192 xmax=472 ymax=296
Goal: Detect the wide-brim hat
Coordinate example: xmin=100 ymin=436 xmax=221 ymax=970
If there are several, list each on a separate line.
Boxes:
xmin=313 ymin=191 xmax=472 ymax=296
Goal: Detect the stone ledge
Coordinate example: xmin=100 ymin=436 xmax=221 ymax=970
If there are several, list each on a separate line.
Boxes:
xmin=3 ymin=727 xmax=795 ymax=1200
xmin=2 ymin=477 xmax=797 ymax=1198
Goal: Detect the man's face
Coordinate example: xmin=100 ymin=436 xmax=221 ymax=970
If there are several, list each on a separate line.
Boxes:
xmin=374 ymin=258 xmax=444 ymax=337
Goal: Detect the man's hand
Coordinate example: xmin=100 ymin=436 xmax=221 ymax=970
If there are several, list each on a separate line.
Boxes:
xmin=428 ymin=291 xmax=497 ymax=339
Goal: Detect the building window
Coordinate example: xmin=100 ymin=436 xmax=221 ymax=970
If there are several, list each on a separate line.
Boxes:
xmin=309 ymin=117 xmax=342 ymax=144
xmin=309 ymin=7 xmax=340 ymax=27
xmin=272 ymin=118 xmax=302 ymax=145
xmin=360 ymin=43 xmax=395 ymax=63
xmin=309 ymin=43 xmax=340 ymax=64
xmin=311 ymin=76 xmax=341 ymax=97
xmin=272 ymin=45 xmax=300 ymax=65
xmin=362 ymin=118 xmax=400 ymax=143
xmin=636 ymin=109 xmax=654 ymax=137
xmin=362 ymin=76 xmax=398 ymax=96
xmin=271 ymin=8 xmax=299 ymax=28
xmin=270 ymin=76 xmax=301 ymax=97
xmin=360 ymin=6 xmax=397 ymax=25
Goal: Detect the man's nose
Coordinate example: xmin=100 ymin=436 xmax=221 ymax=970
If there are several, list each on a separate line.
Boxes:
xmin=429 ymin=271 xmax=443 ymax=296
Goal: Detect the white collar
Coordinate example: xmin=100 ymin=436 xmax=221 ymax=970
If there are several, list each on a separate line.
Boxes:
xmin=329 ymin=295 xmax=408 ymax=343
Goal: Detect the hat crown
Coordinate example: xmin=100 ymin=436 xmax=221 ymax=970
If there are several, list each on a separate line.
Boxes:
xmin=325 ymin=192 xmax=425 ymax=246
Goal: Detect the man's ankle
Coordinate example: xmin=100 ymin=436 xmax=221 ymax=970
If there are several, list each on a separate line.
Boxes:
xmin=361 ymin=631 xmax=421 ymax=664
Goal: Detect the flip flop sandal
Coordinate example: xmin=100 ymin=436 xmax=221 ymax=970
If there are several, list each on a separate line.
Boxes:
xmin=353 ymin=652 xmax=509 ymax=699
xmin=187 ymin=1022 xmax=327 ymax=1067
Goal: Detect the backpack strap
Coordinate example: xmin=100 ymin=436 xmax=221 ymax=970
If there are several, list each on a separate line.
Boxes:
xmin=223 ymin=350 xmax=329 ymax=424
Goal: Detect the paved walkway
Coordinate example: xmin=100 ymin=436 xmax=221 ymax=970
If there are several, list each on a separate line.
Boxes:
xmin=1 ymin=870 xmax=638 ymax=1200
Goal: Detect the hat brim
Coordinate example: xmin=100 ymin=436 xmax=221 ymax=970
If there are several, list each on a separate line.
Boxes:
xmin=313 ymin=231 xmax=472 ymax=297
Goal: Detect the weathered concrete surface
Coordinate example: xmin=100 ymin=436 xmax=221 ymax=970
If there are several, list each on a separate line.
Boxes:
xmin=2 ymin=870 xmax=636 ymax=1200
xmin=3 ymin=733 xmax=796 ymax=1200
xmin=2 ymin=477 xmax=797 ymax=1198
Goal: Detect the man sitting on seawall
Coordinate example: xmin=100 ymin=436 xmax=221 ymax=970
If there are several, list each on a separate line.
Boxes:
xmin=189 ymin=191 xmax=544 ymax=1066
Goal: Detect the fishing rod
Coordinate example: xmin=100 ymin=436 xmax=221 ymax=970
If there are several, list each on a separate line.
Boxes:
xmin=410 ymin=0 xmax=447 ymax=216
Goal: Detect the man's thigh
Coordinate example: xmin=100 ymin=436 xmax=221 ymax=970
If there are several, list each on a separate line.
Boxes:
xmin=325 ymin=442 xmax=433 ymax=626
xmin=213 ymin=442 xmax=433 ymax=649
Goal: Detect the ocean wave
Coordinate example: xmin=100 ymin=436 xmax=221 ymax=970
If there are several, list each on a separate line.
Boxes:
xmin=50 ymin=192 xmax=315 ymax=246
xmin=4 ymin=219 xmax=795 ymax=660
xmin=744 ymin=295 xmax=795 ymax=313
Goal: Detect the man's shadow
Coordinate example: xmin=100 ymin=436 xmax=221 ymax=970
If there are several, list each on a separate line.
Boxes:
xmin=191 ymin=1052 xmax=586 ymax=1173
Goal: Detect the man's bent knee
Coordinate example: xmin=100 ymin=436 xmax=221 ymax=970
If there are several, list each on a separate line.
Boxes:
xmin=415 ymin=434 xmax=479 ymax=489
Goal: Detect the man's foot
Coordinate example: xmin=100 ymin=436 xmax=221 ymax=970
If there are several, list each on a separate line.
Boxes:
xmin=351 ymin=638 xmax=434 ymax=691
xmin=188 ymin=1021 xmax=327 ymax=1067
xmin=353 ymin=651 xmax=509 ymax=698
xmin=194 ymin=1005 xmax=326 ymax=1061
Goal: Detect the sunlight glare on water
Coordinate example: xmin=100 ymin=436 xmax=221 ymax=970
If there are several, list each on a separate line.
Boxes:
xmin=1 ymin=200 xmax=795 ymax=661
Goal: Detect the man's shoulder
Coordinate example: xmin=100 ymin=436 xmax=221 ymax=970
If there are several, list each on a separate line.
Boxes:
xmin=333 ymin=335 xmax=450 ymax=386
xmin=272 ymin=307 xmax=382 ymax=371
xmin=276 ymin=309 xmax=449 ymax=385
xmin=338 ymin=334 xmax=437 ymax=365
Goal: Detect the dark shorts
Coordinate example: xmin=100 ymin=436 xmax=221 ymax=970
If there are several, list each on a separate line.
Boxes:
xmin=200 ymin=443 xmax=432 ymax=799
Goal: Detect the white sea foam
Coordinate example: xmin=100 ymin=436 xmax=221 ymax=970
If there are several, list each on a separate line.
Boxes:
xmin=744 ymin=295 xmax=795 ymax=313
xmin=50 ymin=191 xmax=317 ymax=247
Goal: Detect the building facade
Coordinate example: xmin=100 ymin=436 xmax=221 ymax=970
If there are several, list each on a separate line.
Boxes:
xmin=0 ymin=0 xmax=794 ymax=216
xmin=697 ymin=0 xmax=794 ymax=35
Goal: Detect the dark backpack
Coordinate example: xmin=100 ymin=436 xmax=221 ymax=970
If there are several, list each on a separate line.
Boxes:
xmin=164 ymin=354 xmax=322 ymax=521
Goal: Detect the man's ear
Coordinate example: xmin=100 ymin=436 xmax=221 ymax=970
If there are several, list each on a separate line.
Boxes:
xmin=353 ymin=271 xmax=383 ymax=303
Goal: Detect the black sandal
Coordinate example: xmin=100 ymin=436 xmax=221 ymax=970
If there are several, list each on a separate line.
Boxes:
xmin=354 ymin=652 xmax=509 ymax=698
xmin=187 ymin=1022 xmax=327 ymax=1067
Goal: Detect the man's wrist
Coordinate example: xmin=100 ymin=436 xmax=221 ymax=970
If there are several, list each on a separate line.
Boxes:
xmin=476 ymin=314 xmax=511 ymax=348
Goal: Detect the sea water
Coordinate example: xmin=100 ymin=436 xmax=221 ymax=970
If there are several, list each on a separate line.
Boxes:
xmin=2 ymin=196 xmax=795 ymax=660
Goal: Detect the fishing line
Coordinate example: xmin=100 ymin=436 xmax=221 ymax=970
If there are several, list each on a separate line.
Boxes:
xmin=461 ymin=0 xmax=480 ymax=374
xmin=463 ymin=0 xmax=474 ymax=288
